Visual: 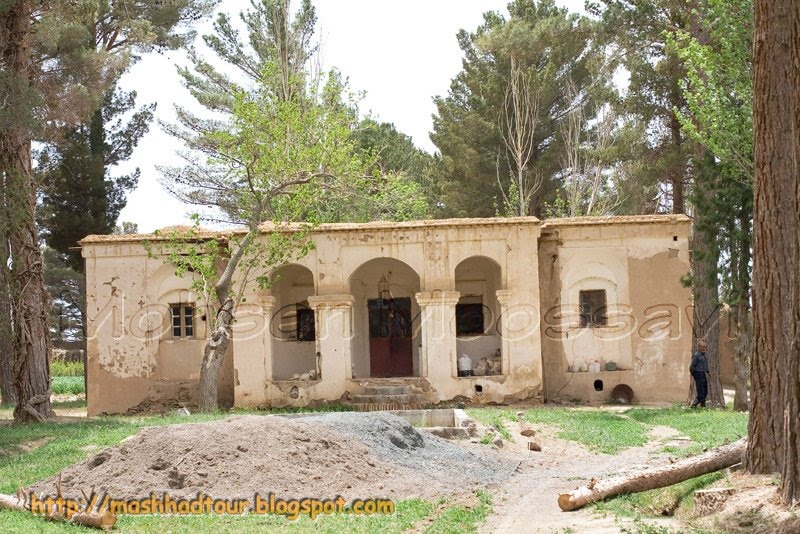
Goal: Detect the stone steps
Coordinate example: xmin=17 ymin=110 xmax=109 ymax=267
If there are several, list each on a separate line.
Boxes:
xmin=349 ymin=402 xmax=429 ymax=412
xmin=346 ymin=383 xmax=429 ymax=411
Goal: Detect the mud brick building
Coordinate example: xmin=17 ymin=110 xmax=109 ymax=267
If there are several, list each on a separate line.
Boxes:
xmin=80 ymin=215 xmax=692 ymax=414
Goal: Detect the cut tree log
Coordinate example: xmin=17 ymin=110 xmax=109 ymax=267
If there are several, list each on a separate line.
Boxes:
xmin=0 ymin=492 xmax=116 ymax=529
xmin=558 ymin=438 xmax=746 ymax=511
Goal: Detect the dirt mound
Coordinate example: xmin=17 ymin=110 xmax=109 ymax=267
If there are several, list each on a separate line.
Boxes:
xmin=30 ymin=413 xmax=515 ymax=501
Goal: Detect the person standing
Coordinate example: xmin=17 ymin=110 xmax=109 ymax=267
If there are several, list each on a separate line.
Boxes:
xmin=690 ymin=340 xmax=710 ymax=407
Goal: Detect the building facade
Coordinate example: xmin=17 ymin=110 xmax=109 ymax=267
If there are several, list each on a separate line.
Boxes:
xmin=80 ymin=215 xmax=693 ymax=415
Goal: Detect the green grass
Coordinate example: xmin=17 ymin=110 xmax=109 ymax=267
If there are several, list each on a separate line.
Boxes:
xmin=464 ymin=409 xmax=514 ymax=440
xmin=625 ymin=405 xmax=748 ymax=451
xmin=0 ymin=493 xmax=494 ymax=533
xmin=0 ymin=497 xmax=437 ymax=533
xmin=51 ymin=376 xmax=85 ymax=395
xmin=50 ymin=360 xmax=84 ymax=377
xmin=424 ymin=490 xmax=492 ymax=533
xmin=467 ymin=407 xmax=648 ymax=454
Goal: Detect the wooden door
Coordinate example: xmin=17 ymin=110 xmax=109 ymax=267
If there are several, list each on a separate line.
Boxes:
xmin=368 ymin=297 xmax=413 ymax=377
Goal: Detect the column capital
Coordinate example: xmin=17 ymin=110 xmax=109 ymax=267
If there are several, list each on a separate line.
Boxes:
xmin=415 ymin=290 xmax=460 ymax=307
xmin=307 ymin=294 xmax=355 ymax=310
xmin=496 ymin=289 xmax=513 ymax=306
xmin=260 ymin=295 xmax=277 ymax=310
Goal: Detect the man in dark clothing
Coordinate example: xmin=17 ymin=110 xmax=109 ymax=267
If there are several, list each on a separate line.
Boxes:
xmin=690 ymin=340 xmax=710 ymax=407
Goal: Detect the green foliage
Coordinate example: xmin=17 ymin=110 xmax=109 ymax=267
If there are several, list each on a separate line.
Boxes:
xmin=42 ymin=248 xmax=85 ymax=343
xmin=38 ymin=91 xmax=155 ymax=272
xmin=156 ymin=1 xmax=371 ymax=342
xmin=669 ymin=0 xmax=753 ymax=178
xmin=51 ymin=376 xmax=85 ymax=395
xmin=431 ymin=0 xmax=611 ymax=217
xmin=588 ymin=0 xmax=694 ymax=214
xmin=668 ymin=0 xmax=754 ymax=310
xmin=49 ymin=360 xmax=84 ymax=377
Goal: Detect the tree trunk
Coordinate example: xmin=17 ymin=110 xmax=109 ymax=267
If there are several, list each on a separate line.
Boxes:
xmin=558 ymin=438 xmax=746 ymax=512
xmin=1 ymin=0 xmax=53 ymax=422
xmin=746 ymin=0 xmax=797 ymax=476
xmin=0 ymin=226 xmax=15 ymax=405
xmin=669 ymin=109 xmax=685 ymax=214
xmin=732 ymin=320 xmax=751 ymax=412
xmin=0 ymin=275 xmax=14 ymax=406
xmin=0 ymin=492 xmax=116 ymax=529
xmin=781 ymin=0 xmax=800 ymax=506
xmin=198 ymin=298 xmax=234 ymax=412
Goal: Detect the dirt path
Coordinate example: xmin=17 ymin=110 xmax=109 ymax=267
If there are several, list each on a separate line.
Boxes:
xmin=481 ymin=422 xmax=684 ymax=533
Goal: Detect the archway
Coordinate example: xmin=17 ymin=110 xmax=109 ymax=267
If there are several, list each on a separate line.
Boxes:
xmin=454 ymin=256 xmax=503 ymax=375
xmin=349 ymin=258 xmax=421 ymax=378
xmin=269 ymin=264 xmax=317 ymax=380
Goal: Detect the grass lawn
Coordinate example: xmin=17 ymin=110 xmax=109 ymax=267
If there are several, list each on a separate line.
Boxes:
xmin=467 ymin=406 xmax=650 ymax=454
xmin=0 ymin=403 xmax=491 ymax=533
xmin=467 ymin=405 xmax=748 ymax=455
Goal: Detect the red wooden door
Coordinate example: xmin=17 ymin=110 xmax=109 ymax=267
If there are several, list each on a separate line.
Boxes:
xmin=368 ymin=297 xmax=413 ymax=377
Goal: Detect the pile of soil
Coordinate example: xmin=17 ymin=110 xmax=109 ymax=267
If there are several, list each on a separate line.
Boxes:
xmin=30 ymin=412 xmax=515 ymax=501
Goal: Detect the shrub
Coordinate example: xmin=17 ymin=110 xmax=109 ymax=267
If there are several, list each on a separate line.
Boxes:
xmin=50 ymin=360 xmax=84 ymax=377
xmin=51 ymin=376 xmax=85 ymax=395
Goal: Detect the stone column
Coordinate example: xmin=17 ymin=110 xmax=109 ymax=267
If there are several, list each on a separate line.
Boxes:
xmin=415 ymin=290 xmax=460 ymax=381
xmin=232 ymin=295 xmax=276 ymax=407
xmin=261 ymin=296 xmax=277 ymax=384
xmin=496 ymin=289 xmax=513 ymax=375
xmin=307 ymin=294 xmax=354 ymax=394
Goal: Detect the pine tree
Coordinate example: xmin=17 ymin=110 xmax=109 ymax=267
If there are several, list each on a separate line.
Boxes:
xmin=431 ymin=0 xmax=609 ymax=217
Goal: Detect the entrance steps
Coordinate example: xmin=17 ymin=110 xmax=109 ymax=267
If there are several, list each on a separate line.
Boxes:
xmin=346 ymin=383 xmax=428 ymax=411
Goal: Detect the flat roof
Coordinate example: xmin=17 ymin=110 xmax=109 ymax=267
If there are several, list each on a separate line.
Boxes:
xmin=80 ymin=214 xmax=689 ymax=245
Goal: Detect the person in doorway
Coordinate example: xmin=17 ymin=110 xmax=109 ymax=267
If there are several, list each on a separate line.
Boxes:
xmin=690 ymin=340 xmax=710 ymax=407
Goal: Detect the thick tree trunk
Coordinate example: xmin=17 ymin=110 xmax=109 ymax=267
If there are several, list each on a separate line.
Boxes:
xmin=747 ymin=0 xmax=797 ymax=476
xmin=1 ymin=0 xmax=53 ymax=422
xmin=558 ymin=438 xmax=746 ymax=512
xmin=198 ymin=298 xmax=233 ymax=412
xmin=781 ymin=0 xmax=800 ymax=506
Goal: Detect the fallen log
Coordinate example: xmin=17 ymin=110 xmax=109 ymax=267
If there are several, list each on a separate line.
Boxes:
xmin=558 ymin=437 xmax=746 ymax=511
xmin=0 ymin=491 xmax=117 ymax=529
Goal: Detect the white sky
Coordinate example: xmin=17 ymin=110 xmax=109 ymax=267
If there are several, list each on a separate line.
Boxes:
xmin=117 ymin=0 xmax=586 ymax=232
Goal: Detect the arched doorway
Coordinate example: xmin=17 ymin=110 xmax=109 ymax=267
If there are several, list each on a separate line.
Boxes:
xmin=349 ymin=258 xmax=421 ymax=378
xmin=455 ymin=256 xmax=503 ymax=375
xmin=269 ymin=264 xmax=317 ymax=380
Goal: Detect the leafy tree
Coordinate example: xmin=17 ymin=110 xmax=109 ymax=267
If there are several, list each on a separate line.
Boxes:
xmin=158 ymin=0 xmax=369 ymax=411
xmin=1 ymin=0 xmax=118 ymax=422
xmin=38 ymin=0 xmax=217 ymax=270
xmin=43 ymin=248 xmax=85 ymax=343
xmin=431 ymin=0 xmax=609 ymax=217
xmin=588 ymin=0 xmax=692 ymax=214
xmin=38 ymin=88 xmax=155 ymax=271
xmin=669 ymin=0 xmax=753 ymax=410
